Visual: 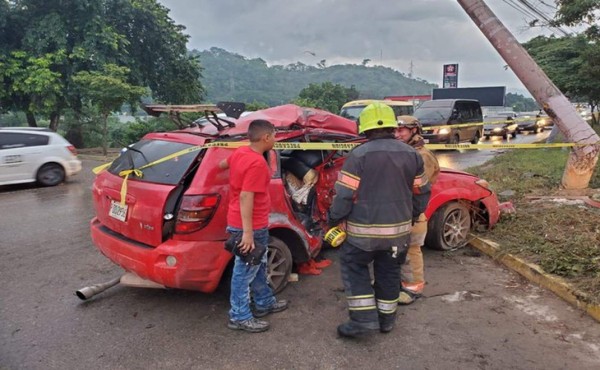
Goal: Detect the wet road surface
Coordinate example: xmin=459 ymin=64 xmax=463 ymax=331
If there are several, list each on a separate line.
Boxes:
xmin=435 ymin=129 xmax=549 ymax=170
xmin=2 ymin=143 xmax=600 ymax=370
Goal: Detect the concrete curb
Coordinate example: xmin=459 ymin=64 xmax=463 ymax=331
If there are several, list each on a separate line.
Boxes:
xmin=470 ymin=236 xmax=600 ymax=323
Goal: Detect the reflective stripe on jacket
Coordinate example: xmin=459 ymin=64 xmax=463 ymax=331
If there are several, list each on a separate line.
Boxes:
xmin=328 ymin=137 xmax=432 ymax=252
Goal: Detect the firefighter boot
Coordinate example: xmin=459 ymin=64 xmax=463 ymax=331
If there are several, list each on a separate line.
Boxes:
xmin=337 ymin=321 xmax=378 ymax=338
xmin=379 ymin=313 xmax=396 ymax=333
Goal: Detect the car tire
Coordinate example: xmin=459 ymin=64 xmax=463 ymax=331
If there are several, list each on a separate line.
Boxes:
xmin=470 ymin=131 xmax=481 ymax=144
xmin=511 ymin=130 xmax=517 ymax=138
xmin=484 ymin=135 xmax=490 ymax=141
xmin=425 ymin=202 xmax=472 ymax=251
xmin=502 ymin=133 xmax=508 ymax=140
xmin=36 ymin=163 xmax=65 ymax=186
xmin=267 ymin=236 xmax=293 ymax=294
xmin=449 ymin=134 xmax=459 ymax=145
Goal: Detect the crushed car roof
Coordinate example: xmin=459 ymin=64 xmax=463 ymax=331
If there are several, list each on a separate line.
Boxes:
xmin=182 ymin=104 xmax=358 ymax=137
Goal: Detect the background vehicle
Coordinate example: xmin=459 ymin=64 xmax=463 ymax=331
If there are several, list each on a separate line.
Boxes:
xmin=414 ymin=99 xmax=483 ymax=144
xmin=0 ymin=128 xmax=81 ymax=186
xmin=90 ymin=104 xmax=499 ymax=294
xmin=340 ymin=99 xmax=414 ymax=122
xmin=482 ymin=112 xmax=518 ymax=140
xmin=516 ymin=112 xmax=545 ymax=133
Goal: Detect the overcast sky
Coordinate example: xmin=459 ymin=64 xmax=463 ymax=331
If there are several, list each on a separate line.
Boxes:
xmin=158 ymin=0 xmax=569 ymax=96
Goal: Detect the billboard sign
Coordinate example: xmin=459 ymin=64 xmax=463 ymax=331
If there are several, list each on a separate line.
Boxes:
xmin=432 ymin=86 xmax=507 ymax=107
xmin=443 ymin=64 xmax=459 ymax=88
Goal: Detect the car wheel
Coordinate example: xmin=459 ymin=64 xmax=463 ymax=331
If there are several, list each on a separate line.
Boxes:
xmin=426 ymin=202 xmax=472 ymax=251
xmin=267 ymin=236 xmax=293 ymax=294
xmin=470 ymin=131 xmax=481 ymax=144
xmin=502 ymin=132 xmax=508 ymax=140
xmin=511 ymin=130 xmax=517 ymax=138
xmin=484 ymin=135 xmax=490 ymax=141
xmin=36 ymin=163 xmax=65 ymax=186
xmin=449 ymin=134 xmax=459 ymax=145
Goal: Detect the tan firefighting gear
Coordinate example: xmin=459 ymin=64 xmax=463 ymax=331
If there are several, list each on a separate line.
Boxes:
xmin=397 ymin=116 xmax=440 ymax=304
xmin=329 ymin=104 xmax=431 ymax=337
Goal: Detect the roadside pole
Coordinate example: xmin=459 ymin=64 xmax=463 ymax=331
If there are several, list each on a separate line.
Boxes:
xmin=457 ymin=0 xmax=600 ymax=189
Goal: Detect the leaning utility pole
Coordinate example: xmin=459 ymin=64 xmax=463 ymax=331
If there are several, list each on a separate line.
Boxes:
xmin=457 ymin=0 xmax=600 ymax=189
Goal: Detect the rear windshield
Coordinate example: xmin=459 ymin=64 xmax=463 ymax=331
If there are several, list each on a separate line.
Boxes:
xmin=108 ymin=139 xmax=199 ymax=185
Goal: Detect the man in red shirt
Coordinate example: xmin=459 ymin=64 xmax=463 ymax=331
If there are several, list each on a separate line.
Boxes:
xmin=219 ymin=119 xmax=288 ymax=333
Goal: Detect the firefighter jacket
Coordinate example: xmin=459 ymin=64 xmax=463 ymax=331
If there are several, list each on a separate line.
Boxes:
xmin=328 ymin=136 xmax=432 ymax=252
xmin=407 ymin=134 xmax=440 ymax=185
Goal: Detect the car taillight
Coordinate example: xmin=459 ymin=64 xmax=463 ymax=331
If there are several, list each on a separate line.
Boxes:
xmin=67 ymin=145 xmax=77 ymax=156
xmin=175 ymin=194 xmax=220 ymax=234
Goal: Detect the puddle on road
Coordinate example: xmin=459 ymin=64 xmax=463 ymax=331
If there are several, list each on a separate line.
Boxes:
xmin=440 ymin=290 xmax=483 ymax=302
xmin=505 ymin=294 xmax=558 ymax=322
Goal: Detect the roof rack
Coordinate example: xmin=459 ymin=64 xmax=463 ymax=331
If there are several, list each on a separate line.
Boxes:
xmin=141 ymin=102 xmax=245 ymax=131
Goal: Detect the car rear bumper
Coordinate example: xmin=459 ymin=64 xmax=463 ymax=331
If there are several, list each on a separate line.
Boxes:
xmin=421 ymin=133 xmax=451 ymax=144
xmin=66 ymin=158 xmax=82 ymax=176
xmin=90 ymin=218 xmax=231 ymax=293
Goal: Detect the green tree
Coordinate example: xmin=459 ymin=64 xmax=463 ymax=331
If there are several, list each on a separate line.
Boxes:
xmin=505 ymin=92 xmax=538 ymax=112
xmin=73 ymin=64 xmax=145 ymax=155
xmin=554 ymin=0 xmax=600 ymax=37
xmin=523 ymin=34 xmax=599 ymax=124
xmin=0 ymin=0 xmax=203 ymax=132
xmin=293 ymin=82 xmax=360 ymax=113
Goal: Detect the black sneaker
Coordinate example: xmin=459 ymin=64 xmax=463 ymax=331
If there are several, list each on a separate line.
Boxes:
xmin=227 ymin=318 xmax=270 ymax=333
xmin=253 ymin=299 xmax=289 ymax=318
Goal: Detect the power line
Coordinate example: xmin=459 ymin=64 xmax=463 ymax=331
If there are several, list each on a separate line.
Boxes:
xmin=516 ymin=0 xmax=570 ymax=35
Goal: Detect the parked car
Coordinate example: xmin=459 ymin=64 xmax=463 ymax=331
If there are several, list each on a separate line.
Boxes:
xmin=90 ymin=104 xmax=500 ymax=294
xmin=0 ymin=127 xmax=81 ymax=186
xmin=414 ymin=99 xmax=483 ymax=144
xmin=482 ymin=112 xmax=518 ymax=140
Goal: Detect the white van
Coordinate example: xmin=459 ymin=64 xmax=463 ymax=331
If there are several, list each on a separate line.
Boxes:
xmin=0 ymin=128 xmax=82 ymax=186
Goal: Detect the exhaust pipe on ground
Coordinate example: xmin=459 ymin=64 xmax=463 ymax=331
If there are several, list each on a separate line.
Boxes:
xmin=75 ymin=273 xmax=165 ymax=300
xmin=75 ymin=277 xmax=121 ymax=300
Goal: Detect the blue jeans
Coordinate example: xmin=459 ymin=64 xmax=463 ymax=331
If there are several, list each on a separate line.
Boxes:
xmin=227 ymin=227 xmax=276 ymax=321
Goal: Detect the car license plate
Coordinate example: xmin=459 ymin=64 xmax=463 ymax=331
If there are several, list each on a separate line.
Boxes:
xmin=109 ymin=200 xmax=128 ymax=222
xmin=423 ymin=139 xmax=429 ymax=143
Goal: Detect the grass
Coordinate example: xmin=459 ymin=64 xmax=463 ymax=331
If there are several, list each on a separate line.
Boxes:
xmin=467 ymin=126 xmax=600 ymax=303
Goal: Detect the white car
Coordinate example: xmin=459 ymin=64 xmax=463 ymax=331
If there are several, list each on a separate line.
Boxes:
xmin=0 ymin=128 xmax=82 ymax=186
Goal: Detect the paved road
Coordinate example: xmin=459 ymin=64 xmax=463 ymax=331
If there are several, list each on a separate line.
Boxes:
xmin=2 ymin=151 xmax=600 ymax=370
xmin=435 ymin=129 xmax=549 ymax=170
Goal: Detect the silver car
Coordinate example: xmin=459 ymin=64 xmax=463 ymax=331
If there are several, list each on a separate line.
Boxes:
xmin=0 ymin=128 xmax=82 ymax=186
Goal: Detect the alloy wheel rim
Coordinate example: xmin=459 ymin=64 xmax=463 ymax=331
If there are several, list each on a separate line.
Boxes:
xmin=267 ymin=246 xmax=287 ymax=289
xmin=443 ymin=208 xmax=470 ymax=248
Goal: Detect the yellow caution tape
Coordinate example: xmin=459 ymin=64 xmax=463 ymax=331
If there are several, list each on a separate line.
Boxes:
xmin=92 ymin=140 xmax=597 ymax=205
xmin=425 ymin=117 xmax=540 ymax=130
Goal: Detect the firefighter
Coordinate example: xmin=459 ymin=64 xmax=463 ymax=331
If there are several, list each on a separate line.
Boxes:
xmin=328 ymin=103 xmax=432 ymax=338
xmin=396 ymin=115 xmax=440 ymax=305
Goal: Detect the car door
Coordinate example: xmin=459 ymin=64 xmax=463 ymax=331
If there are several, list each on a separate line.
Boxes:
xmin=453 ymin=101 xmax=469 ymax=141
xmin=0 ymin=133 xmax=48 ymax=183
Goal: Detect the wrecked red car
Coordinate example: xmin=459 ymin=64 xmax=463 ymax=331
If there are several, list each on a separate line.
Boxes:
xmin=90 ymin=104 xmax=499 ymax=294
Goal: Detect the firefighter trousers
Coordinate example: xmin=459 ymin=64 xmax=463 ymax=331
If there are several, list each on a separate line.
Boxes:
xmin=400 ymin=213 xmax=427 ymax=294
xmin=339 ymin=242 xmax=405 ymax=329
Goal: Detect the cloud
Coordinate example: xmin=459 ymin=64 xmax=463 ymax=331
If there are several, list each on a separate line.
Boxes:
xmin=158 ymin=0 xmax=562 ymax=95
